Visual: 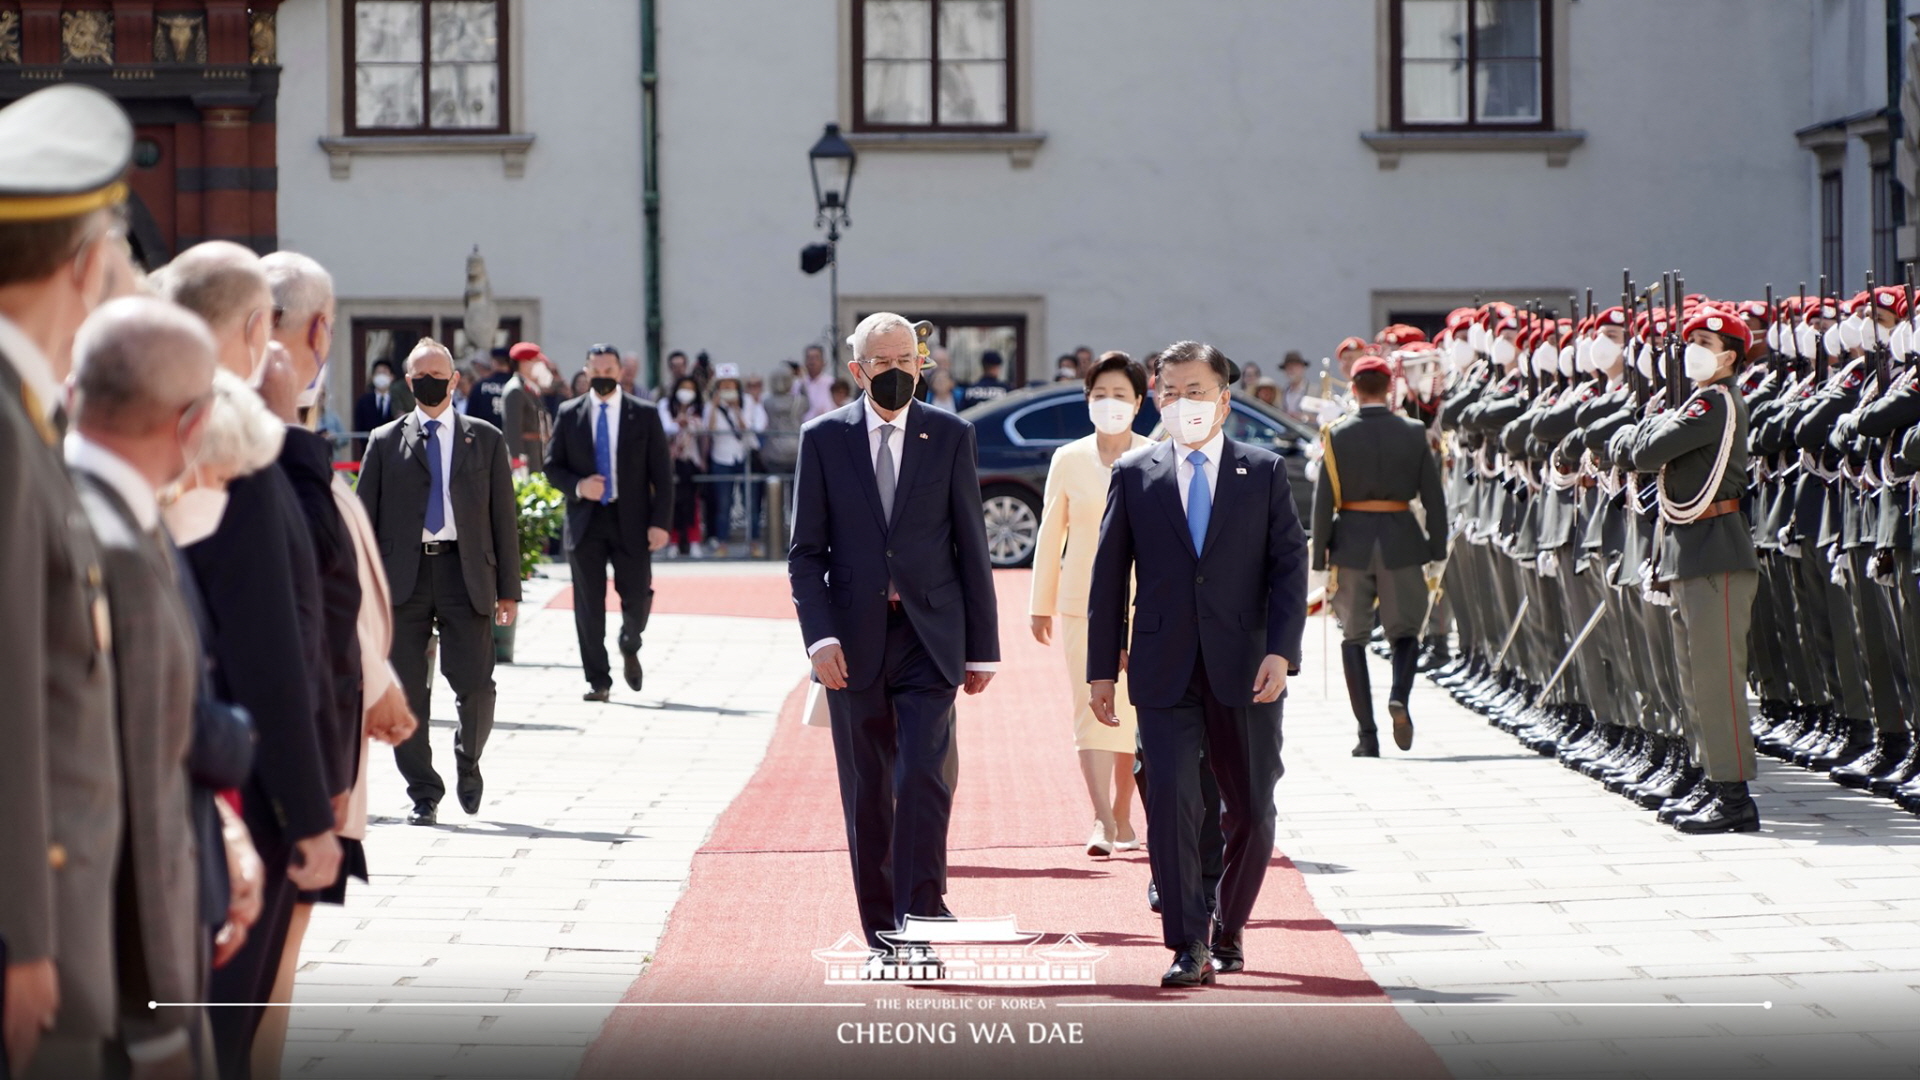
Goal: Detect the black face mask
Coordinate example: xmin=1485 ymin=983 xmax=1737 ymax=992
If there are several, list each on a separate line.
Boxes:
xmin=590 ymin=376 xmax=620 ymax=397
xmin=411 ymin=375 xmax=450 ymax=407
xmin=865 ymin=367 xmax=918 ymax=411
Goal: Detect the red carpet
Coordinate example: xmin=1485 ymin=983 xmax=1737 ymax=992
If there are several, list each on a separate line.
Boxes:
xmin=545 ymin=572 xmax=801 ymax=620
xmin=581 ymin=574 xmax=1447 ymax=1079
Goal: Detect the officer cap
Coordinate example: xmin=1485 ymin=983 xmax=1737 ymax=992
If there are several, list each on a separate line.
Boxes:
xmin=0 ymin=85 xmax=133 ymax=223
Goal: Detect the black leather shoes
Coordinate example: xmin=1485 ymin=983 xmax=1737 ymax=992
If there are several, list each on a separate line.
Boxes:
xmin=457 ymin=768 xmax=483 ymax=815
xmin=406 ymin=800 xmax=437 ymax=827
xmin=622 ymin=645 xmax=643 ymax=692
xmin=1210 ymin=927 xmax=1244 ymax=973
xmin=1352 ymin=731 xmax=1380 ymax=758
xmin=1673 ymin=781 xmax=1761 ymax=834
xmin=1160 ymin=942 xmax=1215 ymax=988
xmin=1388 ymin=698 xmax=1414 ymax=752
xmin=583 ymin=687 xmax=611 ymax=702
xmin=1147 ymin=880 xmax=1161 ymax=913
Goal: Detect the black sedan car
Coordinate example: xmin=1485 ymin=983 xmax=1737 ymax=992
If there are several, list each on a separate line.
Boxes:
xmin=959 ymin=385 xmax=1318 ymax=568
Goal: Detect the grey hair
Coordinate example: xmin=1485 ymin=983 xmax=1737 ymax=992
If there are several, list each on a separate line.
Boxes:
xmin=70 ymin=297 xmax=217 ymax=434
xmin=152 ymin=241 xmax=269 ymax=331
xmin=261 ymin=250 xmax=335 ymax=323
xmin=406 ymin=337 xmax=454 ymax=373
xmin=845 ymin=311 xmax=914 ymax=362
xmin=195 ymin=367 xmax=286 ymax=480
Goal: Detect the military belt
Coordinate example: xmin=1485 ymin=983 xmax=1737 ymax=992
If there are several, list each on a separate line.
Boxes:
xmin=1693 ymin=499 xmax=1743 ymax=522
xmin=1339 ymin=500 xmax=1411 ymax=512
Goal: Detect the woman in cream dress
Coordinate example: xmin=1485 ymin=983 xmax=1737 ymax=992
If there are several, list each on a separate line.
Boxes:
xmin=1030 ymin=353 xmax=1152 ymax=857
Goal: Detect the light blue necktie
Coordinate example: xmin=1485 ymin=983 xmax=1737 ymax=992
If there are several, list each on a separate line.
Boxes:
xmin=594 ymin=402 xmax=613 ymax=504
xmin=1186 ymin=449 xmax=1210 ymax=552
xmin=424 ymin=419 xmax=446 ymax=534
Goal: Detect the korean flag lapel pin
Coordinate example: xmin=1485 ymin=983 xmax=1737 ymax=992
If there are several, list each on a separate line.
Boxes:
xmin=919 ymin=432 xmax=929 ymax=440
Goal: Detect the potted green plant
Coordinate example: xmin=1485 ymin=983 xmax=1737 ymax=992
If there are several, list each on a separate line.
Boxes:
xmin=496 ymin=473 xmax=565 ymax=662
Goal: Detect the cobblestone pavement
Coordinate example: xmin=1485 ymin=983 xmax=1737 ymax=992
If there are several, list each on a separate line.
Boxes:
xmin=285 ymin=566 xmax=1920 ymax=1078
xmin=1280 ymin=631 xmax=1920 ymax=1079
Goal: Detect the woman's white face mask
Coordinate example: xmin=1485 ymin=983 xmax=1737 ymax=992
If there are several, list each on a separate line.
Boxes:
xmin=1087 ymin=397 xmax=1135 ymax=436
xmin=1684 ymin=342 xmax=1727 ymax=383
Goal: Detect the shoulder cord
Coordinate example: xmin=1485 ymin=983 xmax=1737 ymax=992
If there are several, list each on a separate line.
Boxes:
xmin=1319 ymin=423 xmax=1344 ymax=506
xmin=1657 ymin=384 xmax=1737 ymax=526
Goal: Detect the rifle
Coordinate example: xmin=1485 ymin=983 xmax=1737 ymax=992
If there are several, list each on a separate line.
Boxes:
xmin=1669 ymin=271 xmax=1686 ymax=408
xmin=1764 ymin=283 xmax=1775 ymax=369
xmin=1906 ymin=263 xmax=1917 ymax=368
xmin=1816 ymin=273 xmax=1831 ymax=385
xmin=1624 ymin=270 xmax=1643 ymax=405
xmin=1869 ymin=270 xmax=1891 ymax=392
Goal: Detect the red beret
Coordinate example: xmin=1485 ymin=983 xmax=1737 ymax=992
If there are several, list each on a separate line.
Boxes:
xmin=1350 ymin=355 xmax=1392 ymax=378
xmin=1594 ymin=305 xmax=1628 ymax=328
xmin=508 ymin=341 xmax=546 ymax=362
xmin=1336 ymin=336 xmax=1372 ymax=356
xmin=1872 ymin=286 xmax=1909 ymax=317
xmin=1375 ymin=324 xmax=1427 ymax=347
xmin=1735 ymin=300 xmax=1771 ymax=325
xmin=1683 ymin=307 xmax=1752 ymax=352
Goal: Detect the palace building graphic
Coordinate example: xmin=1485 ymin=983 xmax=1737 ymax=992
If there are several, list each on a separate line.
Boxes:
xmin=813 ymin=915 xmax=1109 ymax=985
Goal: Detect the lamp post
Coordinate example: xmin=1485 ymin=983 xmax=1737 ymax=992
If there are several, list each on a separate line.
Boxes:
xmin=808 ymin=122 xmax=857 ymax=363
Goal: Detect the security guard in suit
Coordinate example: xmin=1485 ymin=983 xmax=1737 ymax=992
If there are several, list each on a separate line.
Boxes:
xmin=0 ymin=84 xmax=135 ymax=1079
xmin=1313 ymin=355 xmax=1449 ymax=757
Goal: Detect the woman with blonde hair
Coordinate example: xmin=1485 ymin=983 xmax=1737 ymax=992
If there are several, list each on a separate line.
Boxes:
xmin=1029 ymin=352 xmax=1153 ymax=856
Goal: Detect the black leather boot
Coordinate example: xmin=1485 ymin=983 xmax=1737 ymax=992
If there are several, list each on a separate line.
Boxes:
xmin=1832 ymin=730 xmax=1913 ymax=790
xmin=1386 ymin=637 xmax=1418 ymax=751
xmin=1672 ymin=781 xmax=1761 ymax=834
xmin=1344 ymin=643 xmax=1379 ymax=757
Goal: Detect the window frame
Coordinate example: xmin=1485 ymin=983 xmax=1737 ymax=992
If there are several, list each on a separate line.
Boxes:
xmin=1387 ymin=0 xmax=1553 ymax=133
xmin=1872 ymin=161 xmax=1901 ymax=285
xmin=1820 ymin=168 xmax=1845 ymax=290
xmin=343 ymin=0 xmax=511 ymax=138
xmin=850 ymin=0 xmax=1017 ymax=134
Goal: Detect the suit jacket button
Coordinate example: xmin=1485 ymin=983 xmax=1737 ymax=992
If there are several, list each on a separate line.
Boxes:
xmin=886 ymin=549 xmax=895 ymax=558
xmin=47 ymin=843 xmax=67 ymax=870
xmin=1195 ymin=575 xmax=1205 ymax=584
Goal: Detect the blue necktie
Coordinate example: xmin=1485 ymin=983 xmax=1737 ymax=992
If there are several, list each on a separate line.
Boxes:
xmin=424 ymin=419 xmax=446 ymax=534
xmin=1186 ymin=449 xmax=1211 ymax=553
xmin=595 ymin=403 xmax=613 ymax=504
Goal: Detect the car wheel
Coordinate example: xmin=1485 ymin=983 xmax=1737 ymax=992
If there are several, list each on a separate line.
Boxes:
xmin=982 ymin=484 xmax=1042 ymax=569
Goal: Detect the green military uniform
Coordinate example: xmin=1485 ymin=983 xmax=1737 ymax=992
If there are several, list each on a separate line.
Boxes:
xmin=1630 ymin=374 xmax=1760 ymax=829
xmin=1313 ymin=400 xmax=1448 ymax=754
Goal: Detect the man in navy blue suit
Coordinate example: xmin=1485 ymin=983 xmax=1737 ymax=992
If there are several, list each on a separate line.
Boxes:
xmin=788 ymin=312 xmax=1000 ymax=972
xmin=1088 ymin=340 xmax=1309 ymax=988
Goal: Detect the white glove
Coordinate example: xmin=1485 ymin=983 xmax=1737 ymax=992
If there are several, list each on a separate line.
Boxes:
xmin=1537 ymin=551 xmax=1559 ymax=578
xmin=1423 ymin=559 xmax=1447 ymax=587
xmin=1310 ymin=568 xmax=1330 ymax=598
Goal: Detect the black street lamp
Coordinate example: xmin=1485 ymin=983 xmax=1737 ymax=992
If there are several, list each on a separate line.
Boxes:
xmin=807 ymin=122 xmax=857 ymax=363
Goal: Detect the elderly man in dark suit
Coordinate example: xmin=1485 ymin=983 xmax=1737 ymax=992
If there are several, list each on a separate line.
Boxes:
xmin=157 ymin=240 xmax=343 ymax=1080
xmin=66 ymin=297 xmax=219 ymax=1078
xmin=358 ymin=339 xmax=520 ymax=826
xmin=1312 ymin=355 xmax=1449 ymax=757
xmin=788 ymin=312 xmax=1000 ymax=969
xmin=0 ymin=83 xmax=137 ymax=1079
xmin=1089 ymin=340 xmax=1308 ymax=988
xmin=546 ymin=345 xmax=672 ymax=701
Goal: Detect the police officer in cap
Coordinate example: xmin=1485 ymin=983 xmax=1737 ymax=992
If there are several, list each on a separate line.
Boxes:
xmin=1313 ymin=354 xmax=1449 ymax=756
xmin=0 ymin=83 xmax=137 ymax=1078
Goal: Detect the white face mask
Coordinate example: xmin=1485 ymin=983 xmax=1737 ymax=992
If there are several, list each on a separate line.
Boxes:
xmin=1446 ymin=337 xmax=1473 ymax=372
xmin=1823 ymin=325 xmax=1845 ymax=356
xmin=1161 ymin=396 xmax=1221 ymax=446
xmin=1469 ymin=324 xmax=1490 ymax=355
xmin=1590 ymin=334 xmax=1624 ymax=374
xmin=1532 ymin=342 xmax=1558 ymax=377
xmin=1491 ymin=336 xmax=1518 ymax=368
xmin=1556 ymin=344 xmax=1575 ymax=377
xmin=1839 ymin=317 xmax=1864 ymax=352
xmin=1635 ymin=343 xmax=1655 ymax=380
xmin=161 ymin=486 xmax=230 ymax=548
xmin=717 ymin=388 xmax=739 ymax=404
xmin=296 ymin=361 xmax=328 ymax=409
xmin=371 ymin=372 xmax=393 ymax=391
xmin=675 ymin=388 xmax=697 ymax=405
xmin=1796 ymin=324 xmax=1819 ymax=358
xmin=1573 ymin=336 xmax=1592 ymax=374
xmin=1764 ymin=324 xmax=1781 ymax=352
xmin=1684 ymin=342 xmax=1726 ymax=383
xmin=1894 ymin=321 xmax=1913 ymax=359
xmin=1088 ymin=398 xmax=1135 ymax=436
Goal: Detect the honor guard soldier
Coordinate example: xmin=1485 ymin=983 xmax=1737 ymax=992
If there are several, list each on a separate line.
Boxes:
xmin=0 ymin=84 xmax=136 ymax=1078
xmin=1313 ymin=355 xmax=1449 ymax=756
xmin=1627 ymin=308 xmax=1762 ymax=833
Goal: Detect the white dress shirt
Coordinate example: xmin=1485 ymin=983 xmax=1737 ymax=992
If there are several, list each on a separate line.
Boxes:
xmin=806 ymin=398 xmax=995 ymax=673
xmin=795 ymin=368 xmax=837 ymax=422
xmin=414 ymin=407 xmax=459 ymax=541
xmin=64 ymin=434 xmax=159 ymax=532
xmin=588 ymin=391 xmax=622 ymax=501
xmin=1175 ymin=431 xmax=1225 ymax=514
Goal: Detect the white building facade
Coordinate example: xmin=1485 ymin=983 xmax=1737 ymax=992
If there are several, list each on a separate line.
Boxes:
xmin=276 ymin=0 xmax=1905 ymax=410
